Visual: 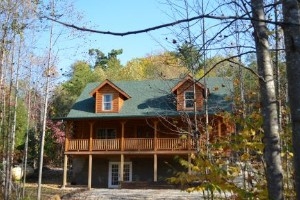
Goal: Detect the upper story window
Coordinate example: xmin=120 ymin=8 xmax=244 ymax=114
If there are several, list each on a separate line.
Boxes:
xmin=184 ymin=91 xmax=194 ymax=109
xmin=103 ymin=94 xmax=113 ymax=111
xmin=96 ymin=128 xmax=116 ymax=139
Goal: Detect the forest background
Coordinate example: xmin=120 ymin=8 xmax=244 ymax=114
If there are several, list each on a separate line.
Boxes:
xmin=1 ymin=0 xmax=300 ymax=200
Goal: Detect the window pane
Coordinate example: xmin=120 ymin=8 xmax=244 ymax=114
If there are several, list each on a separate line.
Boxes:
xmin=185 ymin=91 xmax=194 ymax=108
xmin=96 ymin=129 xmax=116 ymax=139
xmin=185 ymin=91 xmax=194 ymax=99
xmin=104 ymin=102 xmax=111 ymax=110
xmin=107 ymin=129 xmax=116 ymax=139
xmin=103 ymin=94 xmax=112 ymax=110
xmin=104 ymin=95 xmax=112 ymax=102
xmin=123 ymin=164 xmax=131 ymax=182
xmin=96 ymin=129 xmax=106 ymax=139
xmin=186 ymin=100 xmax=194 ymax=108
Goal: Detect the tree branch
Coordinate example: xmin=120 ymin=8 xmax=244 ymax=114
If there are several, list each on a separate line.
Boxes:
xmin=196 ymin=51 xmax=266 ymax=82
xmin=43 ymin=14 xmax=288 ymax=36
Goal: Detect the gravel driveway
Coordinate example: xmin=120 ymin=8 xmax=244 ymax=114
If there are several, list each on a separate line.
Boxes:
xmin=61 ymin=189 xmax=204 ymax=200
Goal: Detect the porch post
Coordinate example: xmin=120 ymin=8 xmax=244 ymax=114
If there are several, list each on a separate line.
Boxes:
xmin=62 ymin=154 xmax=68 ymax=188
xmin=121 ymin=121 xmax=126 ymax=151
xmin=187 ymin=125 xmax=191 ymax=150
xmin=88 ymin=121 xmax=94 ymax=190
xmin=120 ymin=154 xmax=124 ymax=186
xmin=62 ymin=121 xmax=70 ymax=188
xmin=154 ymin=154 xmax=157 ymax=182
xmin=88 ymin=154 xmax=92 ymax=190
xmin=188 ymin=154 xmax=191 ymax=175
xmin=64 ymin=121 xmax=70 ymax=152
xmin=89 ymin=121 xmax=94 ymax=151
xmin=218 ymin=119 xmax=222 ymax=137
xmin=153 ymin=121 xmax=158 ymax=151
xmin=153 ymin=120 xmax=158 ymax=182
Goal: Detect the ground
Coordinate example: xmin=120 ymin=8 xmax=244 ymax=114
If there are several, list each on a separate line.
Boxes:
xmin=23 ymin=166 xmax=84 ymax=200
xmin=20 ymin=167 xmax=231 ymax=199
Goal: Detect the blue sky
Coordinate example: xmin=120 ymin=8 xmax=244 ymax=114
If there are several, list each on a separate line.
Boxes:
xmin=60 ymin=0 xmax=174 ymax=66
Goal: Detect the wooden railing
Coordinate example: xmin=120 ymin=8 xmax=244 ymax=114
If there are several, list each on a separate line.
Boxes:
xmin=68 ymin=139 xmax=89 ymax=151
xmin=124 ymin=138 xmax=153 ymax=150
xmin=66 ymin=138 xmax=194 ymax=152
xmin=157 ymin=138 xmax=188 ymax=150
xmin=92 ymin=139 xmax=120 ymax=150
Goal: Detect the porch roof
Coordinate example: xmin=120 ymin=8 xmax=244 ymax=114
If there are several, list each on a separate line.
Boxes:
xmin=65 ymin=77 xmax=233 ymax=120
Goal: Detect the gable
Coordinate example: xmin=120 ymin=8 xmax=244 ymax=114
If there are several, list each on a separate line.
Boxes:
xmin=90 ymin=80 xmax=131 ymax=113
xmin=90 ymin=79 xmax=130 ymax=99
xmin=171 ymin=76 xmax=207 ymax=111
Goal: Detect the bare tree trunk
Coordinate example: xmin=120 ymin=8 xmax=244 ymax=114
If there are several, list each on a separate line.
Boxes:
xmin=37 ymin=2 xmax=54 ymax=197
xmin=22 ymin=67 xmax=31 ymax=199
xmin=282 ymin=0 xmax=300 ymax=198
xmin=250 ymin=0 xmax=283 ymax=199
xmin=4 ymin=34 xmax=16 ymax=200
xmin=0 ymin=25 xmax=7 ymax=196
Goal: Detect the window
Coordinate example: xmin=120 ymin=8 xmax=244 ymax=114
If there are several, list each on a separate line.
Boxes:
xmin=103 ymin=94 xmax=113 ymax=111
xmin=137 ymin=126 xmax=153 ymax=138
xmin=184 ymin=91 xmax=194 ymax=109
xmin=96 ymin=129 xmax=116 ymax=139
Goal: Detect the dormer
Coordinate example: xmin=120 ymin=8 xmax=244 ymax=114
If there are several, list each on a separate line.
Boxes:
xmin=171 ymin=75 xmax=207 ymax=111
xmin=90 ymin=79 xmax=131 ymax=113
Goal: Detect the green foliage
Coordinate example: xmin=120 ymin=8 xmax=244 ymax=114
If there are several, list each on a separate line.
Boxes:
xmin=26 ymin=128 xmax=39 ymax=166
xmin=63 ymin=61 xmax=98 ymax=97
xmin=176 ymin=43 xmax=203 ymax=71
xmin=89 ymin=48 xmax=123 ymax=70
xmin=120 ymin=52 xmax=188 ymax=80
xmin=51 ymin=61 xmax=99 ymax=118
xmin=15 ymin=99 xmax=27 ymax=148
xmin=204 ymin=56 xmax=238 ymax=77
xmin=49 ymin=85 xmax=76 ymax=118
xmin=168 ymin=154 xmax=253 ymax=199
xmin=44 ymin=127 xmax=62 ymax=166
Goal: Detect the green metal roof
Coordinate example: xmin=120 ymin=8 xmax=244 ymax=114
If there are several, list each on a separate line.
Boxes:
xmin=66 ymin=77 xmax=233 ymax=120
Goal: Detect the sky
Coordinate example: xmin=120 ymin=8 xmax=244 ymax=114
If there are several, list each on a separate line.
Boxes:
xmin=54 ymin=0 xmax=174 ymax=68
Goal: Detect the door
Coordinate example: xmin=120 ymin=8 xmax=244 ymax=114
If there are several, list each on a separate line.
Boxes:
xmin=108 ymin=162 xmax=132 ymax=188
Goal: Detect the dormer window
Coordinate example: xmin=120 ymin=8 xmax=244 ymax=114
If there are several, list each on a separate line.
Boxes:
xmin=184 ymin=91 xmax=194 ymax=109
xmin=103 ymin=94 xmax=113 ymax=111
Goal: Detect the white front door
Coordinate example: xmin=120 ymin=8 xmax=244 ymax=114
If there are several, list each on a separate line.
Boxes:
xmin=108 ymin=162 xmax=132 ymax=188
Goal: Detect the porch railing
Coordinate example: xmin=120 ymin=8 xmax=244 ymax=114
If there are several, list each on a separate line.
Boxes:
xmin=66 ymin=138 xmax=194 ymax=152
xmin=92 ymin=139 xmax=120 ymax=150
xmin=124 ymin=138 xmax=153 ymax=150
xmin=157 ymin=138 xmax=188 ymax=150
xmin=68 ymin=139 xmax=89 ymax=151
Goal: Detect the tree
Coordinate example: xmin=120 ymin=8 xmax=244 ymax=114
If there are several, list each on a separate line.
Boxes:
xmin=282 ymin=0 xmax=300 ymax=198
xmin=50 ymin=61 xmax=99 ymax=118
xmin=120 ymin=52 xmax=188 ymax=80
xmin=63 ymin=61 xmax=98 ymax=97
xmin=250 ymin=0 xmax=284 ymax=199
xmin=89 ymin=48 xmax=123 ymax=70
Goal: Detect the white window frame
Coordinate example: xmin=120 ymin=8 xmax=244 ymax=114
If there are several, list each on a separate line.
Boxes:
xmin=108 ymin=162 xmax=132 ymax=188
xmin=102 ymin=94 xmax=113 ymax=111
xmin=184 ymin=91 xmax=194 ymax=109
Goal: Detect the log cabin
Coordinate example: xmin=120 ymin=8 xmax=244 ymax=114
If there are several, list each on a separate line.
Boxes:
xmin=61 ymin=75 xmax=234 ymax=189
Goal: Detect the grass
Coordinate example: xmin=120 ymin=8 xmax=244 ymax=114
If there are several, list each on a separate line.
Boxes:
xmin=24 ymin=184 xmax=72 ymax=200
xmin=0 ymin=184 xmax=78 ymax=200
xmin=0 ymin=167 xmax=85 ymax=200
